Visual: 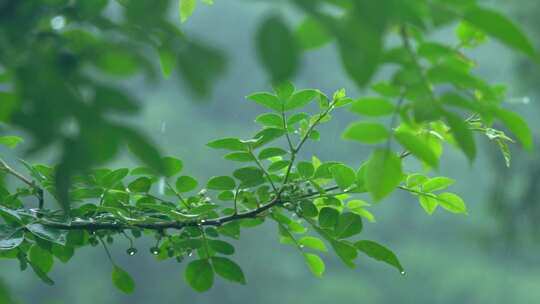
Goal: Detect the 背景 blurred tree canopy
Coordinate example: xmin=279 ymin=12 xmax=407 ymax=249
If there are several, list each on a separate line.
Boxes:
xmin=0 ymin=0 xmax=538 ymax=301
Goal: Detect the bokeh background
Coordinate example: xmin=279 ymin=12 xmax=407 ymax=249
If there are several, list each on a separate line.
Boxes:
xmin=1 ymin=1 xmax=539 ymax=303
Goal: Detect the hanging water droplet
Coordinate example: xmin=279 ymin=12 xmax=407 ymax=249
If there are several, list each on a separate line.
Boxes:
xmin=50 ymin=15 xmax=66 ymax=30
xmin=150 ymin=246 xmax=160 ymax=255
xmin=158 ymin=177 xmax=166 ymax=195
xmin=126 ymin=247 xmax=138 ymax=256
xmin=187 ymin=250 xmax=193 ymax=257
xmin=400 ymin=271 xmax=406 ymax=276
xmin=200 ymin=219 xmax=206 ymax=224
xmin=299 ymin=245 xmax=304 ymax=249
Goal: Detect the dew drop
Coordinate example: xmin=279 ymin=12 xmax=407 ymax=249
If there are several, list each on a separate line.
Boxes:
xmin=50 ymin=15 xmax=66 ymax=30
xmin=187 ymin=250 xmax=193 ymax=257
xmin=299 ymin=245 xmax=304 ymax=249
xmin=126 ymin=247 xmax=137 ymax=256
xmin=400 ymin=271 xmax=406 ymax=276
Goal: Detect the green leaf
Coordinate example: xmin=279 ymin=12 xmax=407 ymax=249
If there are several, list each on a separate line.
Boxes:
xmin=179 ymin=0 xmax=196 ymax=23
xmin=342 ymin=122 xmax=390 ymax=144
xmin=128 ymin=177 xmax=151 ymax=193
xmin=185 ymin=259 xmax=214 ymax=292
xmin=29 ymin=245 xmax=53 ymax=273
xmin=256 ymin=15 xmax=299 ymax=83
xmin=464 ymin=7 xmax=537 ymax=58
xmin=0 ymin=206 xmax=22 ymax=224
xmin=318 ymin=207 xmax=339 ymax=229
xmin=162 ymin=157 xmax=183 ymax=177
xmin=273 ymin=81 xmax=295 ymax=100
xmin=207 ymin=176 xmax=236 ymax=191
xmin=176 ymin=176 xmax=198 ymax=193
xmin=299 ymin=236 xmax=327 ymax=252
xmin=288 ymin=113 xmax=309 ymax=125
xmin=246 ymin=93 xmax=282 ymax=112
xmin=422 ymin=177 xmax=454 ymax=192
xmin=123 ymin=127 xmax=166 ymax=176
xmin=28 ymin=261 xmax=54 ymax=285
xmin=207 ymin=138 xmax=247 ymax=151
xmin=208 ymin=240 xmax=235 ymax=255
xmin=300 ymin=200 xmax=318 ymax=218
xmin=258 ymin=147 xmax=287 ymax=160
xmin=355 ymin=240 xmax=404 ymax=273
xmin=337 ymin=12 xmax=385 ymax=87
xmin=304 ymin=253 xmax=325 ymax=278
xmin=224 ymin=152 xmax=255 ymax=162
xmin=255 ymin=113 xmax=283 ymax=128
xmin=112 ymin=265 xmax=135 ymax=294
xmin=349 ymin=97 xmax=395 ymax=116
xmin=211 ymin=257 xmax=246 ymax=284
xmin=334 ymin=212 xmax=363 ymax=239
xmin=284 ymin=89 xmax=319 ymax=111
xmin=365 ymin=149 xmax=403 ymax=201
xmin=496 ymin=109 xmax=533 ymax=151
xmin=158 ymin=47 xmax=176 ymax=78
xmin=102 ymin=168 xmax=129 ymax=188
xmin=252 ymin=128 xmax=286 ymax=148
xmin=51 ymin=244 xmax=74 ymax=263
xmin=0 ymin=136 xmax=23 ymax=149
xmin=331 ymin=240 xmax=357 ymax=268
xmin=0 ymin=225 xmax=23 ymax=250
xmin=26 ymin=224 xmax=67 ymax=246
xmin=394 ymin=130 xmax=439 ymax=168
xmin=296 ymin=17 xmax=332 ymax=49
xmin=445 ymin=112 xmax=476 ymax=161
xmin=436 ymin=192 xmax=467 ymax=214
xmin=233 ymin=167 xmax=264 ymax=187
xmin=268 ymin=160 xmax=290 ymax=172
xmin=329 ymin=164 xmax=356 ymax=190
xmin=297 ymin=161 xmax=315 ymax=179
xmin=419 ymin=195 xmax=438 ymax=215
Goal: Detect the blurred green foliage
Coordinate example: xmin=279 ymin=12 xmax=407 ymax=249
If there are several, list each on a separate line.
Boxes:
xmin=0 ymin=0 xmax=539 ymax=303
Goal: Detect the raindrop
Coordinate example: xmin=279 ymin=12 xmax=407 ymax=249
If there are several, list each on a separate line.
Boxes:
xmin=200 ymin=219 xmax=206 ymax=224
xmin=160 ymin=121 xmax=167 ymax=133
xmin=158 ymin=177 xmax=166 ymax=195
xmin=187 ymin=250 xmax=193 ymax=257
xmin=400 ymin=271 xmax=406 ymax=276
xmin=299 ymin=245 xmax=304 ymax=249
xmin=50 ymin=15 xmax=66 ymax=30
xmin=126 ymin=247 xmax=137 ymax=256
xmin=150 ymin=247 xmax=161 ymax=255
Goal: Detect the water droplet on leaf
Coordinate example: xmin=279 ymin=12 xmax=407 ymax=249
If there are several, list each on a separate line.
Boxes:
xmin=50 ymin=15 xmax=66 ymax=30
xmin=126 ymin=248 xmax=137 ymax=256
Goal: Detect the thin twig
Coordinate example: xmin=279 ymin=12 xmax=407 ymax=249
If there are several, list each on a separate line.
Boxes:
xmin=0 ymin=158 xmax=44 ymax=209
